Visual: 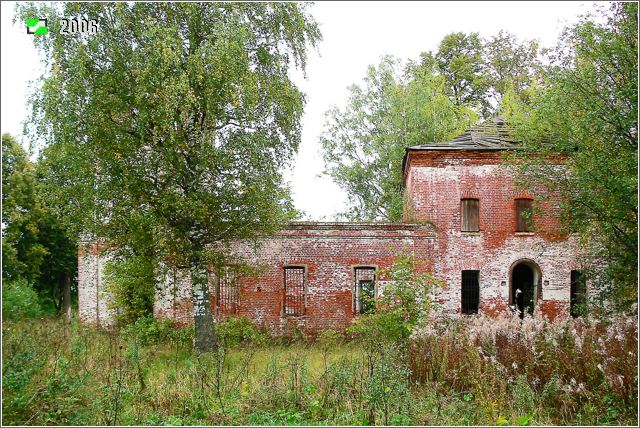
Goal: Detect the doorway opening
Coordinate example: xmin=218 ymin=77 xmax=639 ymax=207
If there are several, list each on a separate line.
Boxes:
xmin=510 ymin=260 xmax=541 ymax=318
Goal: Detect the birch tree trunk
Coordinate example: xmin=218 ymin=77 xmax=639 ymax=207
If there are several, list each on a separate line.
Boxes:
xmin=190 ymin=257 xmax=217 ymax=353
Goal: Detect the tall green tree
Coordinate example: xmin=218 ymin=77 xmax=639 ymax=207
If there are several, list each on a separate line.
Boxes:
xmin=2 ymin=133 xmax=77 ymax=316
xmin=20 ymin=2 xmax=320 ymax=352
xmin=420 ymin=31 xmax=541 ymax=117
xmin=502 ymin=2 xmax=638 ymax=309
xmin=2 ymin=134 xmax=47 ymax=284
xmin=320 ymin=56 xmax=475 ymax=221
xmin=484 ymin=30 xmax=540 ymax=107
xmin=432 ymin=32 xmax=490 ymax=115
xmin=31 ymin=207 xmax=77 ymax=317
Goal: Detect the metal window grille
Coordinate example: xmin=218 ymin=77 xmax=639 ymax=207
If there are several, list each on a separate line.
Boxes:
xmin=216 ymin=266 xmax=239 ymax=316
xmin=461 ymin=270 xmax=479 ymax=314
xmin=284 ymin=267 xmax=305 ymax=316
xmin=515 ymin=199 xmax=534 ymax=232
xmin=354 ymin=267 xmax=376 ymax=314
xmin=461 ymin=199 xmax=480 ymax=232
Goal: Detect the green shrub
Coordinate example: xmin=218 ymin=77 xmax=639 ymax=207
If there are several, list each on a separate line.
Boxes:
xmin=121 ymin=315 xmax=192 ymax=346
xmin=348 ymin=251 xmax=443 ymax=346
xmin=216 ymin=316 xmax=268 ymax=347
xmin=2 ymin=278 xmax=43 ymax=320
xmin=103 ymin=254 xmax=156 ymax=325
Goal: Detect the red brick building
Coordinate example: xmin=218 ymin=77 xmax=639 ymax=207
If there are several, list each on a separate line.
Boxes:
xmin=78 ymin=118 xmax=590 ymax=331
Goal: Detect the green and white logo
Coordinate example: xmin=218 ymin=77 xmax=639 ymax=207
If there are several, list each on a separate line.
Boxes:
xmin=26 ymin=18 xmax=48 ymax=35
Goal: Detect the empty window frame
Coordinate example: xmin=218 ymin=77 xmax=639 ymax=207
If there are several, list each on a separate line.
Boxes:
xmin=461 ymin=270 xmax=480 ymax=314
xmin=354 ymin=267 xmax=376 ymax=314
xmin=570 ymin=270 xmax=586 ymax=317
xmin=515 ymin=198 xmax=534 ymax=232
xmin=283 ymin=266 xmax=305 ymax=316
xmin=215 ymin=266 xmax=240 ymax=316
xmin=461 ymin=198 xmax=480 ymax=232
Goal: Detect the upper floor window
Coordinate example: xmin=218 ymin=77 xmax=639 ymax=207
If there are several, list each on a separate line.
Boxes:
xmin=461 ymin=198 xmax=480 ymax=232
xmin=283 ymin=266 xmax=305 ymax=316
xmin=515 ymin=198 xmax=534 ymax=232
xmin=354 ymin=267 xmax=376 ymax=314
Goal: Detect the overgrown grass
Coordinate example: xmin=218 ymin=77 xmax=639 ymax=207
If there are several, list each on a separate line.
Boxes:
xmin=2 ymin=314 xmax=637 ymax=426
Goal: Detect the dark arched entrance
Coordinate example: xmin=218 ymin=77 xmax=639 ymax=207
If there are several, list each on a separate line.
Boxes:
xmin=512 ymin=263 xmax=535 ymax=318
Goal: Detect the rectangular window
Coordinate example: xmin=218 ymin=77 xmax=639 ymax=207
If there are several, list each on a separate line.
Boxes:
xmin=284 ymin=266 xmax=305 ymax=316
xmin=215 ymin=266 xmax=239 ymax=316
xmin=570 ymin=270 xmax=586 ymax=317
xmin=461 ymin=199 xmax=480 ymax=232
xmin=461 ymin=270 xmax=480 ymax=314
xmin=515 ymin=198 xmax=534 ymax=232
xmin=354 ymin=267 xmax=376 ymax=314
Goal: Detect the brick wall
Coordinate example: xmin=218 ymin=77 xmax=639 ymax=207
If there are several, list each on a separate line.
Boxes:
xmin=153 ymin=222 xmax=437 ymax=334
xmin=404 ymin=149 xmax=587 ymax=320
xmin=77 ymin=241 xmax=115 ymax=327
xmin=77 ymin=149 xmax=594 ymax=330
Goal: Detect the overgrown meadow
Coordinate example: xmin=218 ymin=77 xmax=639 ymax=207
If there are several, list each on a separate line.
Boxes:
xmin=2 ymin=293 xmax=637 ymax=426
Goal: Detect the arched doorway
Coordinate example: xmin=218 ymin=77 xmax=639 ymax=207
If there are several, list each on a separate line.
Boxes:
xmin=510 ymin=260 xmax=541 ymax=318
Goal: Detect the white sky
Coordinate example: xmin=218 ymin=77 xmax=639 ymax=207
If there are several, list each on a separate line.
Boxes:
xmin=1 ymin=1 xmax=601 ymax=220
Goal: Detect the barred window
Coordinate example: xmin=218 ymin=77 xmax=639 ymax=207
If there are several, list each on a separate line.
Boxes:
xmin=214 ymin=266 xmax=240 ymax=316
xmin=515 ymin=198 xmax=534 ymax=232
xmin=284 ymin=266 xmax=305 ymax=316
xmin=461 ymin=199 xmax=480 ymax=232
xmin=354 ymin=267 xmax=376 ymax=314
xmin=461 ymin=270 xmax=479 ymax=314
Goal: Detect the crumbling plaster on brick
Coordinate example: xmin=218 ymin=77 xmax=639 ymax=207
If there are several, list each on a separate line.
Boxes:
xmin=77 ymin=243 xmax=115 ymax=327
xmin=78 ymin=147 xmax=595 ymax=331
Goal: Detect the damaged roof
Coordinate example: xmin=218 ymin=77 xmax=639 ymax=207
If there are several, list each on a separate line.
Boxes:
xmin=406 ymin=116 xmax=521 ymax=151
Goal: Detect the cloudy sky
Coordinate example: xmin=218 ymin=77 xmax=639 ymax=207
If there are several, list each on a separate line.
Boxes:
xmin=1 ymin=1 xmax=600 ymax=220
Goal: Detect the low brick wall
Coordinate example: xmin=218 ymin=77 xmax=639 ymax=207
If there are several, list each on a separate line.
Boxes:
xmin=153 ymin=222 xmax=437 ymax=334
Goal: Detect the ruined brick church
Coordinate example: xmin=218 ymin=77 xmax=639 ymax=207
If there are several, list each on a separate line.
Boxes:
xmin=79 ymin=118 xmax=591 ymax=332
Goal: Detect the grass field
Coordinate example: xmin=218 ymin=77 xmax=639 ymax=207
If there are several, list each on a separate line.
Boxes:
xmin=2 ymin=314 xmax=637 ymax=426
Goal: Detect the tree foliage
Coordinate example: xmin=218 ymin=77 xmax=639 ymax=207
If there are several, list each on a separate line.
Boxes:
xmin=321 ymin=31 xmax=541 ymax=221
xmin=432 ymin=32 xmax=490 ymax=115
xmin=19 ymin=2 xmax=320 ymax=351
xmin=502 ymin=3 xmax=638 ymax=308
xmin=348 ymin=251 xmax=442 ymax=344
xmin=2 ymin=134 xmax=47 ymax=284
xmin=320 ymin=56 xmax=476 ymax=221
xmin=103 ymin=254 xmax=157 ymax=326
xmin=483 ymin=30 xmax=540 ymax=107
xmin=2 ymin=133 xmax=76 ymax=313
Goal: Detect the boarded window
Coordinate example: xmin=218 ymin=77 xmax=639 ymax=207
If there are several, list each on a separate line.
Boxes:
xmin=215 ymin=266 xmax=239 ymax=316
xmin=461 ymin=270 xmax=479 ymax=314
xmin=515 ymin=198 xmax=534 ymax=232
xmin=284 ymin=267 xmax=305 ymax=316
xmin=461 ymin=199 xmax=480 ymax=232
xmin=354 ymin=267 xmax=376 ymax=314
xmin=570 ymin=270 xmax=586 ymax=317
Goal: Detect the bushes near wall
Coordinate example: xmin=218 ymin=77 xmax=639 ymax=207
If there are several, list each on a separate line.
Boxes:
xmin=2 ymin=278 xmax=43 ymax=320
xmin=103 ymin=254 xmax=156 ymax=325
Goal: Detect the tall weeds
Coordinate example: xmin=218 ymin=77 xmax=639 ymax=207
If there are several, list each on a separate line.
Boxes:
xmin=2 ymin=312 xmax=637 ymax=426
xmin=409 ymin=313 xmax=638 ymax=424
